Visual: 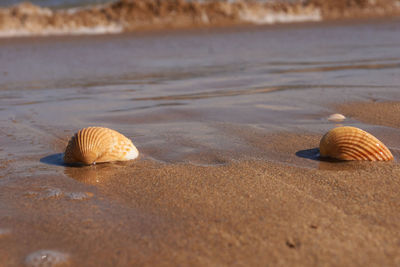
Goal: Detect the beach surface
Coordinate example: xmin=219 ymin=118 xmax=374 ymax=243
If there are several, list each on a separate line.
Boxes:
xmin=1 ymin=19 xmax=400 ymax=266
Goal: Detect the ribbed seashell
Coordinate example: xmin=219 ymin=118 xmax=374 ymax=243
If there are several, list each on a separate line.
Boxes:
xmin=64 ymin=127 xmax=139 ymax=165
xmin=319 ymin=126 xmax=393 ymax=161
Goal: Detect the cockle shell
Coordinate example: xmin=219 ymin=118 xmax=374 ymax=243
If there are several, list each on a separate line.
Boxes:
xmin=64 ymin=127 xmax=139 ymax=165
xmin=319 ymin=126 xmax=393 ymax=161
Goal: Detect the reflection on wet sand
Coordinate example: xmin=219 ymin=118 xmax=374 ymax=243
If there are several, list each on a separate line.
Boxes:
xmin=273 ymin=62 xmax=400 ymax=74
xmin=63 ymin=161 xmax=137 ymax=185
xmin=295 ymin=147 xmax=388 ymax=171
xmin=130 ymin=84 xmax=395 ymax=102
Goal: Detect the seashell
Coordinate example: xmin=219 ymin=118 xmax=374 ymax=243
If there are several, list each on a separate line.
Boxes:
xmin=64 ymin=127 xmax=139 ymax=165
xmin=327 ymin=113 xmax=346 ymax=122
xmin=319 ymin=126 xmax=393 ymax=161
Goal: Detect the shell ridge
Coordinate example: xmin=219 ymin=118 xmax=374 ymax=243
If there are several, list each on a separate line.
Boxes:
xmin=339 ymin=146 xmax=369 ymax=160
xmin=339 ymin=147 xmax=371 ymax=161
xmin=78 ymin=128 xmax=90 ymax=162
xmin=78 ymin=128 xmax=86 ymax=154
xmin=340 ymin=150 xmax=363 ymax=161
xmin=87 ymin=127 xmax=96 ymax=153
xmin=92 ymin=128 xmax=118 ymax=163
xmin=92 ymin=127 xmax=108 ymax=154
xmin=82 ymin=128 xmax=91 ymax=155
xmin=337 ymin=141 xmax=379 ymax=161
xmin=337 ymin=138 xmax=389 ymax=161
xmin=335 ymin=133 xmax=386 ymax=155
xmin=91 ymin=127 xmax=109 ymax=152
xmin=80 ymin=128 xmax=93 ymax=159
xmin=333 ymin=130 xmax=391 ymax=161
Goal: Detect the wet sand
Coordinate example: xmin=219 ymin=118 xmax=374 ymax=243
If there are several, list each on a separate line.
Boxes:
xmin=338 ymin=101 xmax=400 ymax=129
xmin=1 ymin=20 xmax=400 ymax=266
xmin=2 ymin=126 xmax=400 ymax=266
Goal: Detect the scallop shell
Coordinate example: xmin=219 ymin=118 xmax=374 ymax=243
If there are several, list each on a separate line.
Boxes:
xmin=64 ymin=127 xmax=139 ymax=165
xmin=319 ymin=126 xmax=393 ymax=161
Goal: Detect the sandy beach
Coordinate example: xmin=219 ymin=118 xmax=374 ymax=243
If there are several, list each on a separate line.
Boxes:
xmin=1 ymin=17 xmax=400 ymax=266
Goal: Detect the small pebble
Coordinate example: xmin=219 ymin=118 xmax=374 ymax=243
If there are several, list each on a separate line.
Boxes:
xmin=286 ymin=237 xmax=301 ymax=249
xmin=328 ymin=113 xmax=346 ymax=122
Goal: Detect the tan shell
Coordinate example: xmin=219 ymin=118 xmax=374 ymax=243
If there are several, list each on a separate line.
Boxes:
xmin=327 ymin=113 xmax=346 ymax=122
xmin=64 ymin=127 xmax=139 ymax=165
xmin=319 ymin=126 xmax=393 ymax=161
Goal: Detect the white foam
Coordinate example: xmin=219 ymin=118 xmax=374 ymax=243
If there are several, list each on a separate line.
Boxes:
xmin=0 ymin=5 xmax=322 ymax=38
xmin=0 ymin=24 xmax=123 ymax=38
xmin=240 ymin=8 xmax=322 ymax=24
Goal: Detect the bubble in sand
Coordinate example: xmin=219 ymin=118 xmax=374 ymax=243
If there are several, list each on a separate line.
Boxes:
xmin=25 ymin=250 xmax=70 ymax=267
xmin=25 ymin=187 xmax=63 ymax=200
xmin=41 ymin=188 xmax=63 ymax=199
xmin=327 ymin=113 xmax=346 ymax=122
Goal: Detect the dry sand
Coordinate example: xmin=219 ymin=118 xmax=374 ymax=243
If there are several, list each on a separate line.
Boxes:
xmin=1 ymin=101 xmax=400 ymax=266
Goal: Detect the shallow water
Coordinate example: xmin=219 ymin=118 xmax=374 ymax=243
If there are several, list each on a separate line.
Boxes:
xmin=1 ymin=19 xmax=400 ymax=266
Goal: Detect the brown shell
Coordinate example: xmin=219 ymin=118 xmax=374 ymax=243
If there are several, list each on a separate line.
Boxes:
xmin=319 ymin=126 xmax=393 ymax=161
xmin=64 ymin=127 xmax=139 ymax=165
